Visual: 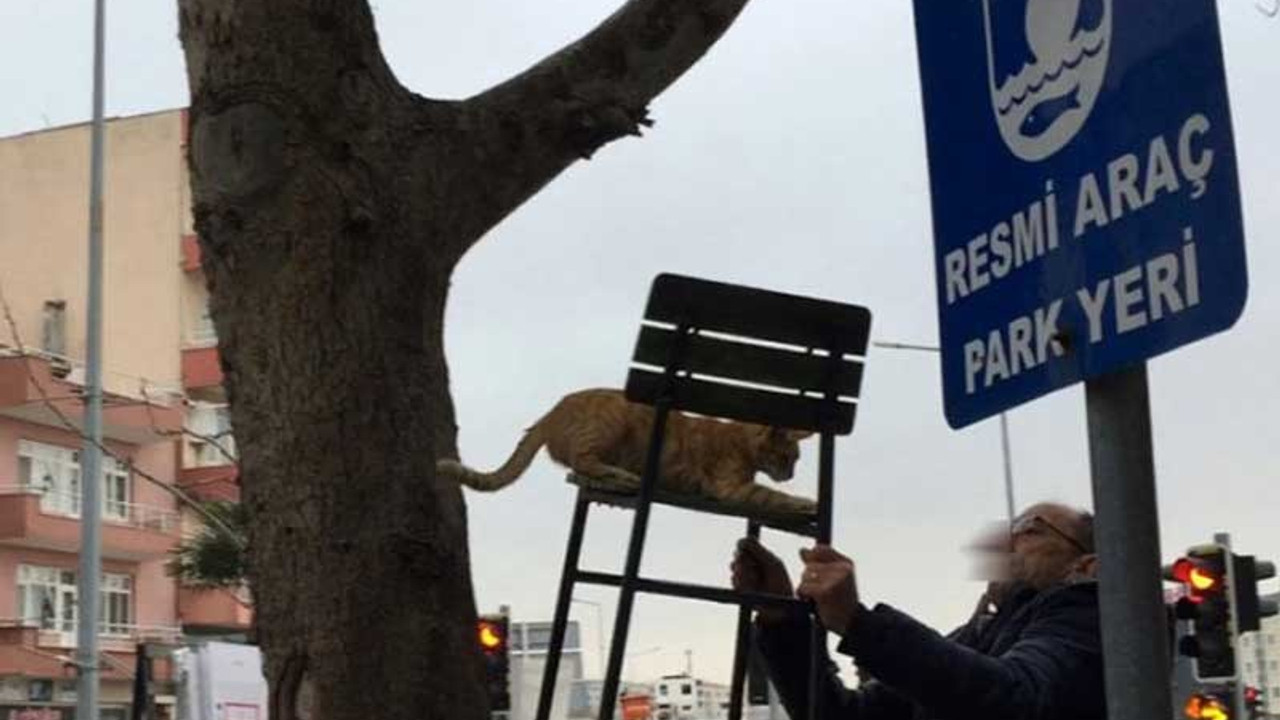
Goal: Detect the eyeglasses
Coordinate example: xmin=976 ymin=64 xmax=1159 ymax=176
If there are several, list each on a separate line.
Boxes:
xmin=1011 ymin=514 xmax=1090 ymax=555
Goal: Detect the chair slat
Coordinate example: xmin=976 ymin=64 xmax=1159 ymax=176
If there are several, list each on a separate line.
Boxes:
xmin=626 ymin=369 xmax=856 ymax=434
xmin=633 ymin=325 xmax=865 ymax=398
xmin=643 ymin=274 xmax=872 ymax=355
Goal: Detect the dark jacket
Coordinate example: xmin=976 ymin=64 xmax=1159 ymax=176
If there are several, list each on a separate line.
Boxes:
xmin=757 ymin=582 xmax=1105 ymax=720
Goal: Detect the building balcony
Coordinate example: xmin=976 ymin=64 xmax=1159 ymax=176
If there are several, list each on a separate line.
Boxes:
xmin=178 ymin=587 xmax=252 ymax=632
xmin=0 ymin=487 xmax=180 ymax=561
xmin=0 ymin=621 xmax=179 ymax=680
xmin=181 ymin=346 xmax=223 ymax=391
xmin=0 ymin=351 xmax=184 ymax=444
xmin=181 ymin=234 xmax=202 ymax=273
xmin=179 ymin=464 xmax=239 ymax=503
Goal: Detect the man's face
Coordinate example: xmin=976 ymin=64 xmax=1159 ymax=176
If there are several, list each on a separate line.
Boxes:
xmin=1007 ymin=504 xmax=1091 ymax=590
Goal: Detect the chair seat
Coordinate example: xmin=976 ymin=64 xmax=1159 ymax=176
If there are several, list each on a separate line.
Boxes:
xmin=566 ymin=473 xmax=819 ymax=538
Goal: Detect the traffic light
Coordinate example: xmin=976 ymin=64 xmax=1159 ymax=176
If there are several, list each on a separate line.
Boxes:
xmin=1184 ymin=691 xmax=1232 ymax=720
xmin=1244 ymin=686 xmax=1264 ymax=718
xmin=1232 ymin=555 xmax=1278 ymax=633
xmin=478 ymin=614 xmax=511 ymax=713
xmin=1165 ymin=544 xmax=1238 ymax=682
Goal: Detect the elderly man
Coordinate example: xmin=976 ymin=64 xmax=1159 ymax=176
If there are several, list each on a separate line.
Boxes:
xmin=731 ymin=503 xmax=1104 ymax=720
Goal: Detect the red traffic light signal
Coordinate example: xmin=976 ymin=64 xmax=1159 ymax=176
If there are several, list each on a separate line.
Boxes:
xmin=1170 ymin=558 xmax=1222 ymax=600
xmin=1244 ymin=685 xmax=1267 ymax=715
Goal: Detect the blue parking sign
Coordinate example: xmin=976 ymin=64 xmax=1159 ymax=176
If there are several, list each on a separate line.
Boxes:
xmin=912 ymin=0 xmax=1248 ymax=429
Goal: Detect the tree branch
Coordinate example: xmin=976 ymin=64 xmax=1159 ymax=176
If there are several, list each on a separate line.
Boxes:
xmin=441 ymin=0 xmax=754 ymax=260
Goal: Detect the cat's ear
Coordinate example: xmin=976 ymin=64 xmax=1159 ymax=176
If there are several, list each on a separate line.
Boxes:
xmin=785 ymin=429 xmax=815 ymax=442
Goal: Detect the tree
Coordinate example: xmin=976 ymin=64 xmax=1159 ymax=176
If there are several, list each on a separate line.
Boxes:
xmin=169 ymin=500 xmax=248 ymax=589
xmin=174 ymin=1 xmax=754 ymax=718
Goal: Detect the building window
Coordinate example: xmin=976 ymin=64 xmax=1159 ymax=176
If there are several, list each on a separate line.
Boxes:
xmin=18 ymin=440 xmax=130 ymax=520
xmin=681 ymin=684 xmax=692 ymax=695
xmin=17 ymin=565 xmax=64 ymax=631
xmin=191 ymin=302 xmax=218 ymax=345
xmin=100 ymin=574 xmax=132 ymax=636
xmin=19 ymin=440 xmax=81 ymax=515
xmin=658 ymin=686 xmax=667 ymax=697
xmin=104 ymin=457 xmax=130 ymax=521
xmin=41 ymin=300 xmax=67 ymax=357
xmin=17 ymin=565 xmax=132 ymax=637
xmin=526 ymin=626 xmax=552 ymax=651
xmin=189 ymin=404 xmax=237 ymax=466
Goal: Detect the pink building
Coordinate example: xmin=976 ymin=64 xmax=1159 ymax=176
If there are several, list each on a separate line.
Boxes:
xmin=0 ymin=109 xmax=247 ymax=719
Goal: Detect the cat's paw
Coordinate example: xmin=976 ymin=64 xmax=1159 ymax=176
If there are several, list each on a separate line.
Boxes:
xmin=596 ymin=470 xmax=641 ymax=492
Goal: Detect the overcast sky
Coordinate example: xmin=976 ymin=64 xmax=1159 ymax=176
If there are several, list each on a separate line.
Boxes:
xmin=1 ymin=0 xmax=1276 ymax=688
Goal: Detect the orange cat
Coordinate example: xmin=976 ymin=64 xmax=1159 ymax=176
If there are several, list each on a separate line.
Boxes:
xmin=438 ymin=388 xmax=815 ymax=513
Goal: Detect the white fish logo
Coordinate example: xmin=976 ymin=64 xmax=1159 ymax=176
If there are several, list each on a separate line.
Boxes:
xmin=983 ymin=0 xmax=1112 ymax=162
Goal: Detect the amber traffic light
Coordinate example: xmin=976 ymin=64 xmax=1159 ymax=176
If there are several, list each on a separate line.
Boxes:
xmin=1184 ymin=692 xmax=1231 ymax=720
xmin=1165 ymin=544 xmax=1237 ymax=682
xmin=478 ymin=614 xmax=511 ymax=713
xmin=478 ymin=620 xmax=506 ymax=651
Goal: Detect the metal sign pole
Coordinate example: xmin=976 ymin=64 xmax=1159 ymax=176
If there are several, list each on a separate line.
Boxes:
xmin=1085 ymin=364 xmax=1173 ymax=720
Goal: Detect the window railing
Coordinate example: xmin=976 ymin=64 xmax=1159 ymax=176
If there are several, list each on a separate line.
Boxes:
xmin=187 ymin=316 xmax=218 ymax=347
xmin=0 ymin=485 xmax=179 ymax=533
xmin=0 ymin=617 xmax=183 ymax=643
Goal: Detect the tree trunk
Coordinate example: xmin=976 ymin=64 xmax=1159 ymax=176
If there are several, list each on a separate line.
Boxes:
xmin=176 ymin=1 xmax=753 ymax=717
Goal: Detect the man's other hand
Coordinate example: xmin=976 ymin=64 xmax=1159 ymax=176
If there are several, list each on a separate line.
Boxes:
xmin=731 ymin=538 xmax=794 ymax=624
xmin=797 ymin=544 xmax=860 ymax=635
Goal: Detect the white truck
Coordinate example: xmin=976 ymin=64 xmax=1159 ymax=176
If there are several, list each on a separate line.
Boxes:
xmin=173 ymin=642 xmax=269 ymax=720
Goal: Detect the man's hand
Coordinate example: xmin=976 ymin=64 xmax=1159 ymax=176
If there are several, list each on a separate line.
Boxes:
xmin=731 ymin=538 xmax=794 ymax=624
xmin=797 ymin=544 xmax=860 ymax=635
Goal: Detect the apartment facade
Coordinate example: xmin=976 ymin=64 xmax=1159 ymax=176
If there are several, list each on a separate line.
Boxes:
xmin=652 ymin=674 xmax=730 ymax=720
xmin=510 ymin=620 xmax=584 ymax=720
xmin=0 ymin=109 xmax=244 ymax=719
xmin=1241 ymin=614 xmax=1280 ymax=717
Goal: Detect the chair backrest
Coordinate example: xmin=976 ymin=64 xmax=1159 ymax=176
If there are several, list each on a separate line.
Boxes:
xmin=625 ymin=274 xmax=872 ymax=435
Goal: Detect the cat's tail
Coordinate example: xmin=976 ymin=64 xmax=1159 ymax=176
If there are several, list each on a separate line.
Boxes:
xmin=436 ymin=422 xmax=547 ymax=491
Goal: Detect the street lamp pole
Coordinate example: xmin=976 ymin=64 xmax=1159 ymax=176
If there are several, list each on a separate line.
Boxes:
xmin=77 ymin=4 xmax=107 ymax=720
xmin=871 ymin=341 xmax=1016 ymax=523
xmin=999 ymin=412 xmax=1015 ymax=522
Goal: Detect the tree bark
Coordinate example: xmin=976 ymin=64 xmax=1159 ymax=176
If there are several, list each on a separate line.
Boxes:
xmin=175 ymin=0 xmax=752 ymax=717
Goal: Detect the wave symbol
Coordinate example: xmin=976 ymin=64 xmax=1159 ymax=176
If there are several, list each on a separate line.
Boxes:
xmin=995 ymin=33 xmax=1106 ymax=115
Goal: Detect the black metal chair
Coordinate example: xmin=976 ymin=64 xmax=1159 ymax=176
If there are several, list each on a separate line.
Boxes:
xmin=534 ymin=273 xmax=872 ymax=720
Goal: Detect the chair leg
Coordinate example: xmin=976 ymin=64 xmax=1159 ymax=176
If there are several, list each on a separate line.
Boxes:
xmin=728 ymin=521 xmax=762 ymax=720
xmin=594 ymin=497 xmax=655 ymax=720
xmin=535 ymin=494 xmax=591 ymax=720
xmin=808 ymin=616 xmax=825 ymax=720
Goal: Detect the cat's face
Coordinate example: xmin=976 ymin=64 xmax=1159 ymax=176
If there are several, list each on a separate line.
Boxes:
xmin=755 ymin=427 xmax=814 ymax=482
